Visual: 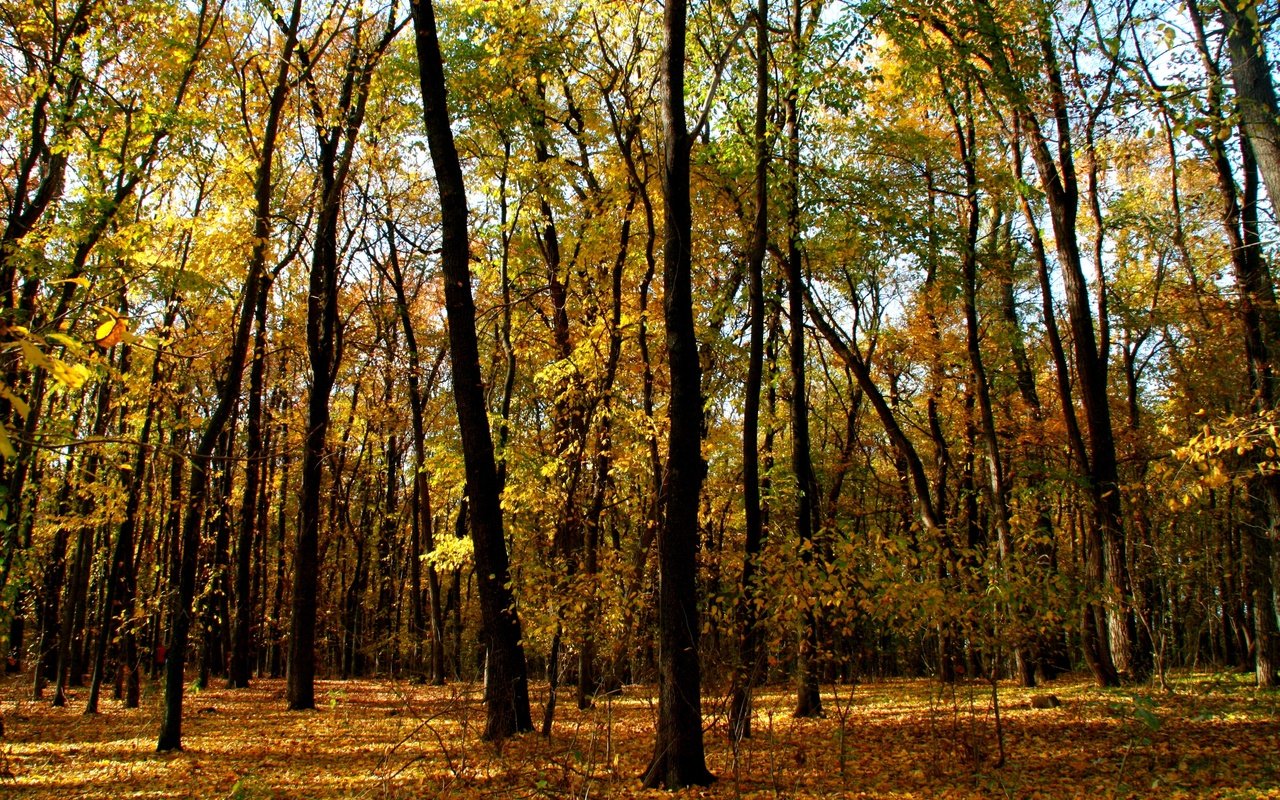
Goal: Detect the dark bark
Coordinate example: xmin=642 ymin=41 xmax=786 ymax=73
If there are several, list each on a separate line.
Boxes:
xmin=382 ymin=222 xmax=447 ymax=682
xmin=52 ymin=376 xmax=114 ymax=706
xmin=51 ymin=524 xmax=91 ymax=707
xmin=87 ymin=296 xmax=179 ymax=712
xmin=731 ymin=0 xmax=769 ymax=743
xmin=1187 ymin=0 xmax=1280 ymax=686
xmin=532 ymin=87 xmax=591 ymax=729
xmin=783 ymin=0 xmax=822 ymax=719
xmin=807 ymin=297 xmax=942 ymax=535
xmin=642 ymin=0 xmax=713 ymax=786
xmin=1009 ymin=116 xmax=1118 ymax=688
xmin=288 ymin=120 xmax=340 ymax=713
xmin=228 ymin=274 xmax=270 ymax=688
xmin=197 ymin=425 xmax=236 ymax=688
xmin=32 ymin=466 xmax=75 ymax=698
xmin=288 ymin=10 xmax=395 ymax=710
xmin=1026 ymin=11 xmax=1134 ymax=681
xmin=411 ymin=0 xmax=532 ymax=740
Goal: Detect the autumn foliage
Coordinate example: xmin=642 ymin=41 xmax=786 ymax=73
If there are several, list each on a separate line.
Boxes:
xmin=1 ymin=0 xmax=1280 ymax=793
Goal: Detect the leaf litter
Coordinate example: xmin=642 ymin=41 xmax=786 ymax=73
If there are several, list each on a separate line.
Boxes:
xmin=0 ymin=671 xmax=1276 ymax=798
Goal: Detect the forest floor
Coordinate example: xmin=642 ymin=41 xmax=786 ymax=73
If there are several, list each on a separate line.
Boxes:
xmin=0 ymin=669 xmax=1276 ymax=798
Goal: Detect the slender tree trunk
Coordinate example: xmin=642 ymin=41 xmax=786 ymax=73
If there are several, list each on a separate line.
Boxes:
xmin=1185 ymin=0 xmax=1280 ymax=685
xmin=156 ymin=0 xmax=299 ymax=751
xmin=198 ymin=425 xmax=237 ymax=688
xmin=973 ymin=0 xmax=1127 ymax=685
xmin=87 ymin=295 xmax=179 ymax=712
xmin=32 ymin=465 xmax=74 ymax=698
xmin=229 ymin=276 xmax=270 ymax=688
xmin=383 ymin=224 xmax=447 ymax=683
xmin=784 ymin=0 xmax=822 ymax=718
xmin=642 ymin=0 xmax=713 ymax=786
xmin=1007 ymin=118 xmax=1118 ymax=687
xmin=51 ymin=524 xmax=92 ymax=707
xmin=53 ymin=377 xmax=114 ymax=706
xmin=411 ymin=0 xmax=531 ymax=740
xmin=731 ymin=0 xmax=769 ymax=742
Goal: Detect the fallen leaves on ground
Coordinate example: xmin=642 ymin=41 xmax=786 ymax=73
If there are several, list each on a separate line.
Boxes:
xmin=0 ymin=670 xmax=1276 ymax=798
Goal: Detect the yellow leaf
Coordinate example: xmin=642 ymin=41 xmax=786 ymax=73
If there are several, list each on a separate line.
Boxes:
xmin=0 ymin=421 xmax=16 ymax=459
xmin=95 ymin=318 xmax=126 ymax=349
xmin=0 ymin=385 xmax=30 ymax=420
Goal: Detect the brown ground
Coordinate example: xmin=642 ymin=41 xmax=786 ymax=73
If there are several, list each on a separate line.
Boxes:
xmin=0 ymin=670 xmax=1276 ymax=798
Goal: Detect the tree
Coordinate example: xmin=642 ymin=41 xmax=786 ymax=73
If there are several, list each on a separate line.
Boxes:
xmin=1222 ymin=0 xmax=1280 ymax=212
xmin=286 ymin=0 xmax=400 ymax=713
xmin=642 ymin=0 xmax=713 ymax=787
xmin=410 ymin=0 xmax=532 ymax=741
xmin=156 ymin=0 xmax=301 ymax=751
xmin=730 ymin=0 xmax=770 ymax=742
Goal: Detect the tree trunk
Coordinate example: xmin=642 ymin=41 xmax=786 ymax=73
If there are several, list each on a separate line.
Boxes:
xmin=53 ymin=376 xmax=114 ymax=706
xmin=642 ymin=0 xmax=713 ymax=786
xmin=731 ymin=0 xmax=769 ymax=742
xmin=411 ymin=0 xmax=532 ymax=740
xmin=382 ymin=225 xmax=447 ymax=682
xmin=87 ymin=295 xmax=179 ymax=712
xmin=289 ymin=134 xmax=340 ymax=712
xmin=229 ymin=275 xmax=270 ymax=688
xmin=782 ymin=0 xmax=823 ymax=719
xmin=156 ymin=0 xmax=299 ymax=751
xmin=1222 ymin=0 xmax=1280 ymax=211
xmin=288 ymin=10 xmax=392 ymax=709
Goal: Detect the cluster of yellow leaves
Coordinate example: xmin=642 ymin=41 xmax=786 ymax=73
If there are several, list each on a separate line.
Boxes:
xmin=1157 ymin=409 xmax=1280 ymax=511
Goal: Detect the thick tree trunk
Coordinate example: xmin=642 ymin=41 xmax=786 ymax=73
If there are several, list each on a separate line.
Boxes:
xmin=289 ymin=140 xmax=340 ymax=712
xmin=1222 ymin=0 xmax=1280 ymax=212
xmin=289 ymin=10 xmax=392 ymax=709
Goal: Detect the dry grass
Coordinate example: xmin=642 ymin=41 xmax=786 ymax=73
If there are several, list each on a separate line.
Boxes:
xmin=0 ymin=670 xmax=1277 ymax=798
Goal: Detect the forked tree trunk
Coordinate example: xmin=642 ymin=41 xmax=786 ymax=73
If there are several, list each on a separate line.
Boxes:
xmin=288 ymin=9 xmax=395 ymax=710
